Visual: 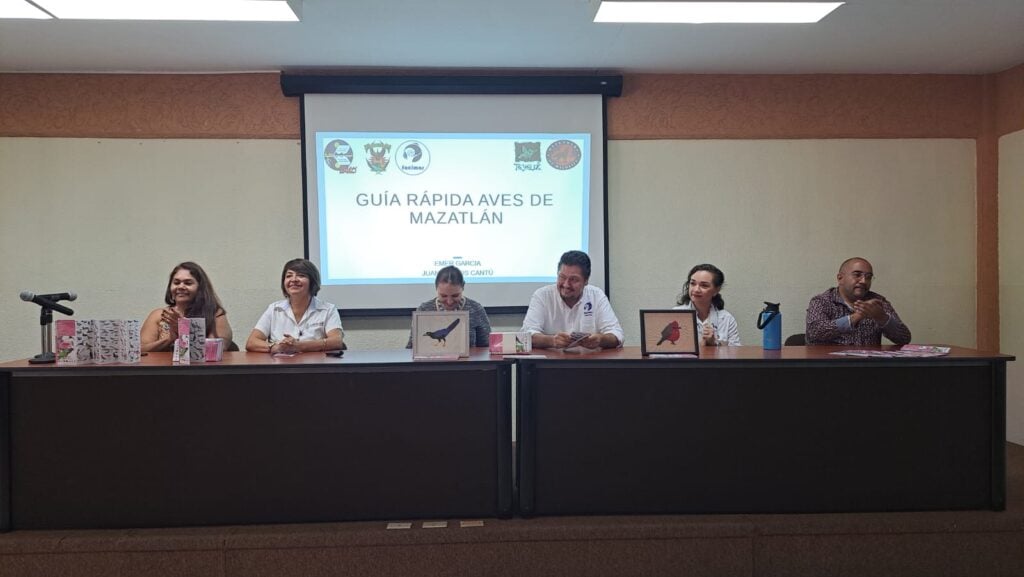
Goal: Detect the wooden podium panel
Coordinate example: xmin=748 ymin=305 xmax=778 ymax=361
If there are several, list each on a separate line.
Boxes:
xmin=0 ymin=351 xmax=512 ymax=530
xmin=517 ymin=346 xmax=1011 ymax=516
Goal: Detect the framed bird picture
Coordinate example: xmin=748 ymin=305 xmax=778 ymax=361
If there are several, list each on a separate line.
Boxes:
xmin=412 ymin=310 xmax=470 ymax=359
xmin=639 ymin=309 xmax=700 ymax=357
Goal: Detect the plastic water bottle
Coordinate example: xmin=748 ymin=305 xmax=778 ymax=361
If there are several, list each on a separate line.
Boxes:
xmin=757 ymin=302 xmax=782 ymax=350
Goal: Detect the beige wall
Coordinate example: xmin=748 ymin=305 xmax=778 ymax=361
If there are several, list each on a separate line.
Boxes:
xmin=0 ymin=137 xmax=978 ymax=363
xmin=0 ymin=138 xmax=302 ymax=360
xmin=1000 ymin=128 xmax=1024 ymax=444
xmin=608 ymin=139 xmax=977 ymax=347
xmin=0 ymin=137 xmax=524 ymax=360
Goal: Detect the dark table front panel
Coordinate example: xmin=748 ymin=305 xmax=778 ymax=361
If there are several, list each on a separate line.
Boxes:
xmin=518 ymin=359 xmax=1003 ymax=516
xmin=7 ymin=362 xmax=511 ymax=529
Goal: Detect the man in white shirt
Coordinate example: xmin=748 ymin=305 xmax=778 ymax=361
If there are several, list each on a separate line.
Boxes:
xmin=521 ymin=250 xmax=624 ymax=349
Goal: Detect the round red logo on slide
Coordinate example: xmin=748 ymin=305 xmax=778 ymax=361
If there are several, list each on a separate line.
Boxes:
xmin=545 ymin=140 xmax=581 ymax=170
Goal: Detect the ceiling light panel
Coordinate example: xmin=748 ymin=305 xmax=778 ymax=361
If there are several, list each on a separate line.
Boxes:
xmin=594 ymin=1 xmax=844 ymax=24
xmin=34 ymin=0 xmax=300 ymax=21
xmin=0 ymin=0 xmax=53 ymax=19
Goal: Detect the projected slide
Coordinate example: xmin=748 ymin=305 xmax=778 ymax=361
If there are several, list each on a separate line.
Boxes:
xmin=302 ymin=92 xmax=606 ymax=311
xmin=316 ymin=132 xmax=591 ymax=286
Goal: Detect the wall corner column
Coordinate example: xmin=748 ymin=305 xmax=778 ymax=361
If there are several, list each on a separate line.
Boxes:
xmin=977 ymin=74 xmax=999 ymax=351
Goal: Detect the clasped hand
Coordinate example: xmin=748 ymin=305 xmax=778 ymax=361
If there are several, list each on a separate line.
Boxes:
xmin=272 ymin=333 xmax=300 ymax=354
xmin=851 ymin=298 xmax=887 ymax=324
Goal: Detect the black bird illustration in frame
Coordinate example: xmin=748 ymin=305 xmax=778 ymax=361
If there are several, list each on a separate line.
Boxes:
xmin=424 ymin=318 xmax=460 ymax=346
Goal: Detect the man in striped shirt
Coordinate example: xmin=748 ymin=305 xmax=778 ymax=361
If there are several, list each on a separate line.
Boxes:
xmin=805 ymin=257 xmax=911 ymax=346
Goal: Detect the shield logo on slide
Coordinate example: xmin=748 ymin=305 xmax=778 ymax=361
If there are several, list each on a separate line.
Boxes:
xmin=546 ymin=140 xmax=581 ymax=170
xmin=324 ymin=139 xmax=356 ymax=174
xmin=365 ymin=141 xmax=392 ymax=174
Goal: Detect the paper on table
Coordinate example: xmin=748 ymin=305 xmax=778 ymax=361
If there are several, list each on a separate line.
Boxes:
xmin=900 ymin=344 xmax=951 ymax=355
xmin=830 ymin=347 xmax=950 ymax=358
xmin=414 ymin=354 xmax=460 ymax=361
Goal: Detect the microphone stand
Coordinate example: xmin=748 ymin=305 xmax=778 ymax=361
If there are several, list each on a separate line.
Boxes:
xmin=25 ymin=297 xmax=73 ymax=364
xmin=30 ymin=306 xmax=56 ymax=364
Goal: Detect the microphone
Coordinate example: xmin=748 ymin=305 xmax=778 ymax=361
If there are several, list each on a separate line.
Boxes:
xmin=20 ymin=291 xmax=77 ymax=302
xmin=20 ymin=291 xmax=75 ymax=316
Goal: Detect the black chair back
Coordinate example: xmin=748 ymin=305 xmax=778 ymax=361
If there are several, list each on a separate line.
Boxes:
xmin=784 ymin=333 xmax=806 ymax=346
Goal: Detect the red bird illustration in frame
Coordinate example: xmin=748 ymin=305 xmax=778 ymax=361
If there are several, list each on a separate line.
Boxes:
xmin=656 ymin=320 xmax=681 ymax=346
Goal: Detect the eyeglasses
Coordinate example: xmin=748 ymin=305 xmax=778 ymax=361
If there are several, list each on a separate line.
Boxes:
xmin=557 ymin=274 xmax=584 ymax=284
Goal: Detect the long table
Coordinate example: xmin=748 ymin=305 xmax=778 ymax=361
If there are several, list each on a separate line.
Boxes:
xmin=516 ymin=346 xmax=1012 ymax=516
xmin=0 ymin=345 xmax=1012 ymax=530
xmin=0 ymin=350 xmax=513 ymax=530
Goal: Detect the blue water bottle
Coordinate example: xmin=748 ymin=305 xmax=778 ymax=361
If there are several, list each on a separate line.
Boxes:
xmin=757 ymin=302 xmax=782 ymax=350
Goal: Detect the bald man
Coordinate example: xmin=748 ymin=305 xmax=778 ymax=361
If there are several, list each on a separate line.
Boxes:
xmin=805 ymin=257 xmax=911 ymax=346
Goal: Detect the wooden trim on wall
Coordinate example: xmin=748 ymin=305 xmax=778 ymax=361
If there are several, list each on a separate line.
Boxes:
xmin=978 ymin=75 xmax=1001 ymax=351
xmin=0 ymin=73 xmax=298 ymax=139
xmin=1 ymin=72 xmax=990 ymax=141
xmin=608 ymin=74 xmax=983 ymax=140
xmin=995 ymin=63 xmax=1024 ymax=137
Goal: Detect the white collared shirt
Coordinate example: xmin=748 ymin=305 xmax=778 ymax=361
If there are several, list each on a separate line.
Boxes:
xmin=254 ymin=296 xmax=344 ymax=343
xmin=673 ymin=302 xmax=741 ymax=346
xmin=521 ymin=284 xmax=624 ymax=346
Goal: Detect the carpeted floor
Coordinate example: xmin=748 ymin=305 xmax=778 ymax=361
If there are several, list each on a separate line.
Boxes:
xmin=1 ymin=443 xmax=1021 ymax=577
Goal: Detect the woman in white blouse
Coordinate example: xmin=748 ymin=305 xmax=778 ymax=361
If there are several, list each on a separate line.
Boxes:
xmin=245 ymin=258 xmax=344 ymax=354
xmin=673 ymin=263 xmax=741 ymax=346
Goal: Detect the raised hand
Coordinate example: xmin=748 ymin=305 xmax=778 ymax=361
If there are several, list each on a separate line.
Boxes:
xmin=702 ymin=322 xmax=717 ymax=346
xmin=159 ymin=307 xmax=182 ymax=339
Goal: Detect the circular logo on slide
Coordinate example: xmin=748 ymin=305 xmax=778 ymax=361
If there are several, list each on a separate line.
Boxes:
xmin=396 ymin=140 xmax=430 ymax=175
xmin=545 ymin=140 xmax=581 ymax=170
xmin=323 ymin=139 xmax=356 ymax=174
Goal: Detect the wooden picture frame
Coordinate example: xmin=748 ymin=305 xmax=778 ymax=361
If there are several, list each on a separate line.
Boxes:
xmin=639 ymin=309 xmax=699 ymax=357
xmin=412 ymin=310 xmax=470 ymax=359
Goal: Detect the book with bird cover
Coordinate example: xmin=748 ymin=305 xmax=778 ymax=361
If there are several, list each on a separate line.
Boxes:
xmin=412 ymin=310 xmax=470 ymax=359
xmin=172 ymin=318 xmax=206 ymax=364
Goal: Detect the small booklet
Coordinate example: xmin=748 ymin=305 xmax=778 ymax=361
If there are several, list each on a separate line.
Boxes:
xmin=173 ymin=318 xmax=206 ymax=364
xmin=489 ymin=332 xmax=532 ymax=354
